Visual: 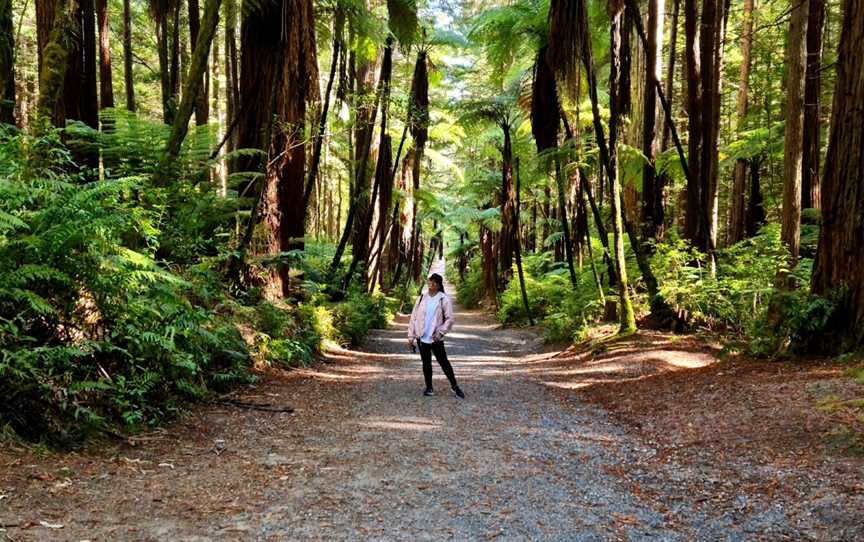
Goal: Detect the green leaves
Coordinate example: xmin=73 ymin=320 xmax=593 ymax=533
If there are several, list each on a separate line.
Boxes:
xmin=386 ymin=0 xmax=418 ymax=46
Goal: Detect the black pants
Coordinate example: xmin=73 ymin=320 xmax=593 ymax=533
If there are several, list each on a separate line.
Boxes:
xmin=418 ymin=341 xmax=458 ymax=390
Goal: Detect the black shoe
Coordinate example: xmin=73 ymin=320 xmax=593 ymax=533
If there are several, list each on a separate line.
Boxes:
xmin=423 ymin=388 xmax=435 ymax=396
xmin=453 ymin=386 xmax=465 ymax=399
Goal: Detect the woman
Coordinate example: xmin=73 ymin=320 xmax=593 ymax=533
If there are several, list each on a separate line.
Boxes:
xmin=407 ymin=273 xmax=465 ymax=398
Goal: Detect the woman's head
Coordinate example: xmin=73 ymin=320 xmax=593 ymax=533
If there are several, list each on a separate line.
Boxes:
xmin=427 ymin=273 xmax=444 ymax=294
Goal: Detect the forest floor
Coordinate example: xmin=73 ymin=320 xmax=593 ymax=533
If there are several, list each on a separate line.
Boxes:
xmin=1 ymin=291 xmax=863 ymax=540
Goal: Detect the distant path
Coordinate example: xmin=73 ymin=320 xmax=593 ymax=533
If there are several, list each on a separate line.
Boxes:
xmin=0 ymin=260 xmax=859 ymax=540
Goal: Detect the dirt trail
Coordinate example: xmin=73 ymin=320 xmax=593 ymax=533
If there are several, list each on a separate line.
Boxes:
xmin=1 ymin=264 xmax=862 ymax=541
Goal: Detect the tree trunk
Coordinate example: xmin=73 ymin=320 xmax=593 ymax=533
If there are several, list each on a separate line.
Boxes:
xmin=95 ymin=0 xmax=113 ymax=109
xmin=346 ymin=38 xmax=393 ymax=287
xmin=661 ymin=0 xmax=679 ymax=153
xmin=810 ymin=0 xmax=864 ymax=347
xmin=0 ymin=0 xmax=16 ymax=124
xmin=514 ymin=158 xmax=534 ymax=325
xmin=499 ymin=122 xmax=517 ymax=285
xmin=609 ymin=3 xmax=637 ymax=333
xmin=329 ymin=41 xmax=388 ymax=277
xmin=641 ymin=0 xmax=665 ymax=240
xmin=683 ymin=0 xmax=704 ymax=247
xmin=303 ymin=11 xmax=343 ymax=213
xmin=169 ymin=0 xmax=180 ymax=98
xmin=224 ymin=0 xmax=239 ymax=156
xmin=122 ymin=0 xmax=134 ymax=111
xmin=36 ymin=0 xmax=75 ymax=128
xmin=156 ymin=0 xmax=222 ymax=182
xmin=188 ymin=0 xmax=209 ymax=125
xmin=781 ymin=0 xmax=809 ymax=268
xmin=349 ymin=19 xmax=380 ymax=268
xmin=728 ymin=0 xmax=754 ymax=244
xmin=533 ymin=46 xmax=577 ymax=287
xmin=802 ymin=0 xmax=825 ymax=210
xmin=63 ymin=0 xmax=98 ymax=127
xmin=697 ymin=0 xmax=722 ymax=262
xmin=156 ymin=11 xmax=171 ymax=123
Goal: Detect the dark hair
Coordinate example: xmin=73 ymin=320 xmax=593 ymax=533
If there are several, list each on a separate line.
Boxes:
xmin=427 ymin=273 xmax=445 ymax=293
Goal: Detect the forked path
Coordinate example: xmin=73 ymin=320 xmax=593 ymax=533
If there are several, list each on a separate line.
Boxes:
xmin=1 ymin=268 xmax=859 ymax=540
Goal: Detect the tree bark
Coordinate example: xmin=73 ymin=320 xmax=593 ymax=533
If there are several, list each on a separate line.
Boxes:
xmin=810 ymin=0 xmax=864 ymax=347
xmin=802 ymin=0 xmax=825 ymax=210
xmin=303 ymin=11 xmax=343 ymax=213
xmin=499 ymin=122 xmax=517 ymax=285
xmin=188 ymin=0 xmax=209 ymax=125
xmin=781 ymin=0 xmax=809 ymax=268
xmin=514 ymin=158 xmax=534 ymax=325
xmin=609 ymin=2 xmax=637 ymax=333
xmin=95 ymin=0 xmax=113 ymax=109
xmin=728 ymin=0 xmax=754 ymax=244
xmin=156 ymin=0 xmax=222 ymax=182
xmin=37 ymin=0 xmax=75 ymax=128
xmin=641 ymin=0 xmax=665 ymax=240
xmin=683 ymin=0 xmax=705 ymax=247
xmin=224 ymin=0 xmax=239 ymax=156
xmin=63 ymin=0 xmax=98 ymax=127
xmin=697 ymin=0 xmax=721 ymax=261
xmin=349 ymin=15 xmax=380 ymax=268
xmin=122 ymin=0 xmax=134 ymax=111
xmin=0 ymin=0 xmax=16 ymax=124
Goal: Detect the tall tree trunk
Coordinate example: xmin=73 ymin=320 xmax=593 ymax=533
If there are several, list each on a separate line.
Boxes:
xmin=303 ymin=11 xmax=343 ymax=213
xmin=155 ymin=0 xmax=222 ymax=182
xmin=95 ymin=0 xmax=113 ymax=109
xmin=36 ymin=0 xmax=75 ymax=128
xmin=641 ymin=0 xmax=665 ymax=240
xmin=661 ymin=0 xmax=678 ymax=153
xmin=728 ymin=0 xmax=754 ymax=244
xmin=683 ymin=0 xmax=705 ymax=247
xmin=810 ymin=0 xmax=864 ymax=347
xmin=514 ymin=158 xmax=534 ymax=325
xmin=781 ymin=0 xmax=809 ymax=268
xmin=697 ymin=0 xmax=722 ymax=263
xmin=329 ymin=41 xmax=388 ymax=277
xmin=349 ymin=16 xmax=380 ymax=269
xmin=499 ymin=122 xmax=517 ymax=285
xmin=62 ymin=0 xmax=98 ymax=127
xmin=346 ymin=38 xmax=393 ymax=286
xmin=801 ymin=0 xmax=825 ymax=210
xmin=224 ymin=0 xmax=239 ymax=155
xmin=533 ymin=46 xmax=577 ymax=287
xmin=169 ymin=0 xmax=180 ymax=98
xmin=407 ymin=50 xmax=429 ymax=282
xmin=262 ymin=0 xmax=317 ymax=296
xmin=609 ymin=1 xmax=637 ymax=333
xmin=0 ymin=0 xmax=15 ymax=124
xmin=122 ymin=0 xmax=134 ymax=111
xmin=156 ymin=10 xmax=171 ymax=123
xmin=188 ymin=0 xmax=209 ymax=125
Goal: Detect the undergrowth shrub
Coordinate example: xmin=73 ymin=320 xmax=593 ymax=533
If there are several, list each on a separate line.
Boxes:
xmin=0 ymin=130 xmax=251 ymax=442
xmin=497 ymin=251 xmax=607 ymax=342
xmin=455 ymin=255 xmax=486 ymax=308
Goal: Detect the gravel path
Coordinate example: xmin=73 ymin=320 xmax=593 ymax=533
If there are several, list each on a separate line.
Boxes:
xmin=1 ymin=264 xmax=860 ymax=541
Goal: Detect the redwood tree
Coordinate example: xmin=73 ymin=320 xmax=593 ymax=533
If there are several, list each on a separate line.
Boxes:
xmin=810 ymin=0 xmax=864 ymax=347
xmin=802 ymin=0 xmax=825 ymax=210
xmin=96 ymin=0 xmax=113 ymax=109
xmin=0 ymin=0 xmax=15 ymax=124
xmin=728 ymin=0 xmax=755 ymax=244
xmin=781 ymin=0 xmax=810 ymax=268
xmin=640 ymin=0 xmax=665 ymax=241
